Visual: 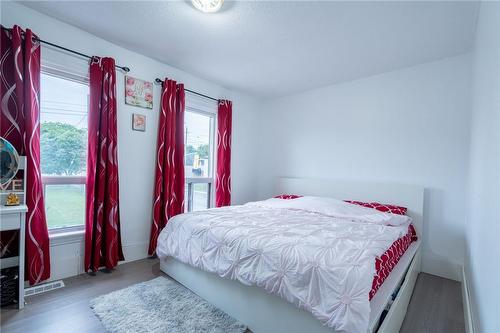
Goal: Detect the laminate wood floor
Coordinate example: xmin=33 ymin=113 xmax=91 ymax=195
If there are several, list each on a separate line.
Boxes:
xmin=1 ymin=259 xmax=464 ymax=333
xmin=400 ymin=272 xmax=465 ymax=333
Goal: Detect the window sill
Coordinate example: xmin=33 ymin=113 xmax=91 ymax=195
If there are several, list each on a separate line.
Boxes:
xmin=49 ymin=229 xmax=84 ymax=246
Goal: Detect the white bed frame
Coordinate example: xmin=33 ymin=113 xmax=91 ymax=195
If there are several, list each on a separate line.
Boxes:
xmin=161 ymin=177 xmax=424 ymax=333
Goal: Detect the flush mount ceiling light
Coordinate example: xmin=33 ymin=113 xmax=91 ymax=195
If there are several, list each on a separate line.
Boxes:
xmin=191 ymin=0 xmax=224 ymax=13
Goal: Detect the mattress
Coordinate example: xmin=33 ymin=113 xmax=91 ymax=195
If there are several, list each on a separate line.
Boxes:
xmin=156 ymin=196 xmax=414 ymax=333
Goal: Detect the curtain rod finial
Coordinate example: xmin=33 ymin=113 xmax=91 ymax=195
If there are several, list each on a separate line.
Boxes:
xmin=122 ymin=67 xmax=130 ymax=72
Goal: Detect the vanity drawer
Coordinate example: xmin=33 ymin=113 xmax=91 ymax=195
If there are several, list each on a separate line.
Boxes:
xmin=1 ymin=214 xmax=21 ymax=230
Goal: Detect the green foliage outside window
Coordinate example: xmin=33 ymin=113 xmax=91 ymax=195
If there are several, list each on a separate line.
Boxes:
xmin=40 ymin=122 xmax=87 ymax=176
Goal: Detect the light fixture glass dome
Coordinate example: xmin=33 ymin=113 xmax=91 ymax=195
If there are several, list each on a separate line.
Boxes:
xmin=191 ymin=0 xmax=224 ymax=13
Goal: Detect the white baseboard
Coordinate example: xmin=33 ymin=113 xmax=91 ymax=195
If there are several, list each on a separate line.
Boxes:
xmin=47 ymin=240 xmax=149 ymax=282
xmin=120 ymin=242 xmax=149 ymax=264
xmin=462 ymin=266 xmax=475 ymax=333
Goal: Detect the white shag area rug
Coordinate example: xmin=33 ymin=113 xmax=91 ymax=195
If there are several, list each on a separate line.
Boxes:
xmin=90 ymin=276 xmax=247 ymax=333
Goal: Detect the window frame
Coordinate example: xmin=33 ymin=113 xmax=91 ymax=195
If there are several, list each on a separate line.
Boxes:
xmin=40 ymin=67 xmax=89 ymax=233
xmin=184 ymin=95 xmax=217 ymax=212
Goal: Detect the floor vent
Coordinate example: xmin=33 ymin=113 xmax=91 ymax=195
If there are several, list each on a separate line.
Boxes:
xmin=25 ymin=280 xmax=65 ymax=297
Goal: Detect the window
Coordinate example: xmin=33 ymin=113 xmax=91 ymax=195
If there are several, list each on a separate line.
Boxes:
xmin=184 ymin=103 xmax=216 ymax=212
xmin=40 ymin=72 xmax=89 ymax=231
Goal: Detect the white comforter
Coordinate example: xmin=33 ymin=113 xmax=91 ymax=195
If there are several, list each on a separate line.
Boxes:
xmin=156 ymin=196 xmax=410 ymax=333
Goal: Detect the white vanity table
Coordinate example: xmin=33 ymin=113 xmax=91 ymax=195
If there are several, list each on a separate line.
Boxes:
xmin=1 ymin=154 xmax=27 ymax=309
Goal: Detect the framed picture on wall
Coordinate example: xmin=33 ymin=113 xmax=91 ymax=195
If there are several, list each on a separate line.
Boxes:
xmin=132 ymin=113 xmax=146 ymax=132
xmin=125 ymin=76 xmax=153 ymax=109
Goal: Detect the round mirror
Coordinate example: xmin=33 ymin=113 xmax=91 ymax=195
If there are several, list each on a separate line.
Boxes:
xmin=0 ymin=137 xmax=20 ymax=186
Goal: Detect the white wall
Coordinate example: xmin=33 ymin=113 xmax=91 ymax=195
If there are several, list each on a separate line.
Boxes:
xmin=466 ymin=2 xmax=500 ymax=332
xmin=257 ymin=54 xmax=472 ymax=281
xmin=2 ymin=2 xmax=261 ymax=281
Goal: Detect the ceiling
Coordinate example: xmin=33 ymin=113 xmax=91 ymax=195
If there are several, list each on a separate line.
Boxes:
xmin=20 ymin=1 xmax=479 ymax=98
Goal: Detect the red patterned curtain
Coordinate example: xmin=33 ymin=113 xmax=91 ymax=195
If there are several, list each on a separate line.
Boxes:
xmin=216 ymin=100 xmax=232 ymax=207
xmin=148 ymin=79 xmax=185 ymax=256
xmin=85 ymin=57 xmax=124 ymax=272
xmin=0 ymin=25 xmax=50 ymax=284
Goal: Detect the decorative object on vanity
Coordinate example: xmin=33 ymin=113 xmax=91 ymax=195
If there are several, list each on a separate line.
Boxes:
xmin=90 ymin=276 xmax=246 ymax=333
xmin=125 ymin=76 xmax=153 ymax=109
xmin=0 ymin=137 xmax=22 ymax=206
xmin=0 ymin=137 xmax=20 ymax=187
xmin=132 ymin=114 xmax=146 ymax=132
xmin=5 ymin=193 xmax=20 ymax=206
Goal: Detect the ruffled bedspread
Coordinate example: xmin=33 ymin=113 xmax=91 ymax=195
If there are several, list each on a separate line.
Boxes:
xmin=157 ymin=197 xmax=409 ymax=332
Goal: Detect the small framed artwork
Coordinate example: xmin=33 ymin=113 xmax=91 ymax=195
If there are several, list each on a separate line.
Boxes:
xmin=125 ymin=76 xmax=153 ymax=109
xmin=132 ymin=114 xmax=146 ymax=132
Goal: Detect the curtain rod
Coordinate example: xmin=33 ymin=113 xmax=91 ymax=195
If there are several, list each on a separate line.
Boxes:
xmin=2 ymin=27 xmax=130 ymax=72
xmin=155 ymin=78 xmax=218 ymax=102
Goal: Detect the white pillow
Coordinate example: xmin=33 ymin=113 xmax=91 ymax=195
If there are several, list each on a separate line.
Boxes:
xmin=246 ymin=196 xmax=412 ymax=226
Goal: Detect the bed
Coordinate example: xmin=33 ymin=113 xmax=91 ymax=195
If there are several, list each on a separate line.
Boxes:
xmin=158 ymin=178 xmax=423 ymax=333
